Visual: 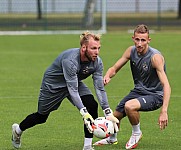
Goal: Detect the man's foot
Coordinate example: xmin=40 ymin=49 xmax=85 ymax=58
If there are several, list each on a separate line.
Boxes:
xmin=83 ymin=145 xmax=95 ymax=150
xmin=12 ymin=123 xmax=21 ymax=149
xmin=125 ymin=132 xmax=142 ymax=149
xmin=93 ymin=137 xmax=118 ymax=146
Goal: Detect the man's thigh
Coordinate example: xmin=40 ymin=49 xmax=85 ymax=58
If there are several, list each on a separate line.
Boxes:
xmin=38 ymin=88 xmax=69 ymax=114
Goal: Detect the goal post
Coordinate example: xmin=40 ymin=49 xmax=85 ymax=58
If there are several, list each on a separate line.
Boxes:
xmin=0 ymin=0 xmax=107 ymax=35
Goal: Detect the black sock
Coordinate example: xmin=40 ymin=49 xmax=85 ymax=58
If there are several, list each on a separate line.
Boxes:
xmin=19 ymin=112 xmax=49 ymax=131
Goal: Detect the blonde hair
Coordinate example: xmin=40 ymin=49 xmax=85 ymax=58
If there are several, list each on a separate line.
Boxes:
xmin=134 ymin=24 xmax=149 ymax=35
xmin=80 ymin=31 xmax=101 ymax=46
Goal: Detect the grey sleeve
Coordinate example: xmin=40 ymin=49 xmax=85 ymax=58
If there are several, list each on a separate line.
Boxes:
xmin=93 ymin=60 xmax=109 ymax=110
xmin=62 ymin=59 xmax=84 ymax=110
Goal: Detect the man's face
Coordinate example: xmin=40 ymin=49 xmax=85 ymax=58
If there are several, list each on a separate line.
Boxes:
xmin=84 ymin=38 xmax=101 ymax=61
xmin=132 ymin=32 xmax=151 ymax=55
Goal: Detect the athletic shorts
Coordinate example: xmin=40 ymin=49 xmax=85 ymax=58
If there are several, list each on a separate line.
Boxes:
xmin=38 ymin=81 xmax=92 ymax=115
xmin=116 ymin=89 xmax=163 ymax=117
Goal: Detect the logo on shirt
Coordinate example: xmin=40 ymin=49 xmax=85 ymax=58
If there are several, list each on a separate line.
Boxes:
xmin=132 ymin=61 xmax=136 ymax=66
xmin=142 ymin=62 xmax=148 ymax=71
xmin=82 ymin=66 xmax=89 ymax=74
xmin=81 ymin=66 xmax=94 ymax=74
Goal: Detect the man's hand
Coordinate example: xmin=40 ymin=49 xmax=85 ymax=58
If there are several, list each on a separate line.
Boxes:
xmin=103 ymin=75 xmax=111 ymax=85
xmin=80 ymin=107 xmax=94 ymax=133
xmin=103 ymin=108 xmax=119 ymax=132
xmin=158 ymin=111 xmax=168 ymax=130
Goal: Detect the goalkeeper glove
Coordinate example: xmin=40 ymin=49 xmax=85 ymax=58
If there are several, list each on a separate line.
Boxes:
xmin=80 ymin=107 xmax=94 ymax=133
xmin=103 ymin=108 xmax=119 ymax=133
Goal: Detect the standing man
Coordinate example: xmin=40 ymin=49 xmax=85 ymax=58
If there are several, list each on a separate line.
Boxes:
xmin=94 ymin=24 xmax=171 ymax=149
xmin=12 ymin=31 xmax=119 ymax=150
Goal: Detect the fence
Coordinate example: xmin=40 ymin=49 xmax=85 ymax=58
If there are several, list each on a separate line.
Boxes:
xmin=0 ymin=0 xmax=180 ymax=34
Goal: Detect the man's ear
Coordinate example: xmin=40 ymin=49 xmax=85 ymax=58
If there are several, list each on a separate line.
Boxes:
xmin=148 ymin=37 xmax=151 ymax=44
xmin=82 ymin=44 xmax=86 ymax=51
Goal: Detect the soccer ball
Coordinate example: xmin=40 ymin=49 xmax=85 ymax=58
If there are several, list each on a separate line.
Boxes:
xmin=92 ymin=117 xmax=114 ymax=139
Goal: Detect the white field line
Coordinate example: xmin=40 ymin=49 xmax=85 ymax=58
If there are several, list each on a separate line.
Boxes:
xmin=0 ymin=95 xmax=180 ymax=99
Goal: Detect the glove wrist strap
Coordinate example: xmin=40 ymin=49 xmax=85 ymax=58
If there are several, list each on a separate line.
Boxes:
xmin=80 ymin=107 xmax=88 ymax=116
xmin=103 ymin=107 xmax=113 ymax=116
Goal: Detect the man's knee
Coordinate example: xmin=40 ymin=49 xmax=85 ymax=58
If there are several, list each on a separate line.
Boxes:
xmin=125 ymin=99 xmax=141 ymax=112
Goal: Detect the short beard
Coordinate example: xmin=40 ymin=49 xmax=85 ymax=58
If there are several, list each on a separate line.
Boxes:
xmin=85 ymin=47 xmax=92 ymax=61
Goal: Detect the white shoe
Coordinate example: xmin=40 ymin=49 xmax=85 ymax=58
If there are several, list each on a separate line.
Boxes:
xmin=83 ymin=145 xmax=95 ymax=150
xmin=93 ymin=137 xmax=118 ymax=146
xmin=12 ymin=123 xmax=21 ymax=149
xmin=125 ymin=132 xmax=142 ymax=149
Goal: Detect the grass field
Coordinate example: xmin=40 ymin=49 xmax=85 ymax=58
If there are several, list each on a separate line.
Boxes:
xmin=0 ymin=31 xmax=181 ymax=150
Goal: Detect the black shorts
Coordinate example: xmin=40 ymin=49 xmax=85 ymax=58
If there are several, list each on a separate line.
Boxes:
xmin=116 ymin=89 xmax=163 ymax=117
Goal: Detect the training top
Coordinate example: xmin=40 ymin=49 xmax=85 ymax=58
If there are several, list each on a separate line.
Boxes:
xmin=130 ymin=46 xmax=165 ymax=96
xmin=41 ymin=48 xmax=109 ymax=110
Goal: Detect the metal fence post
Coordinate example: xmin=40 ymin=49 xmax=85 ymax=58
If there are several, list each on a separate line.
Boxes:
xmin=157 ymin=0 xmax=161 ymax=30
xmin=43 ymin=0 xmax=48 ymax=30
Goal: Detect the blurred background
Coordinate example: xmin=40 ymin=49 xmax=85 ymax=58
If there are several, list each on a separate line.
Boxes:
xmin=0 ymin=0 xmax=181 ymax=34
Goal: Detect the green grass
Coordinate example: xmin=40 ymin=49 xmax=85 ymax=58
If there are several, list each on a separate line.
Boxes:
xmin=0 ymin=32 xmax=180 ymax=150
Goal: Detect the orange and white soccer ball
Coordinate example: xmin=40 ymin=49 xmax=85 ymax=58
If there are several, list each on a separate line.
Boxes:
xmin=92 ymin=117 xmax=114 ymax=139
